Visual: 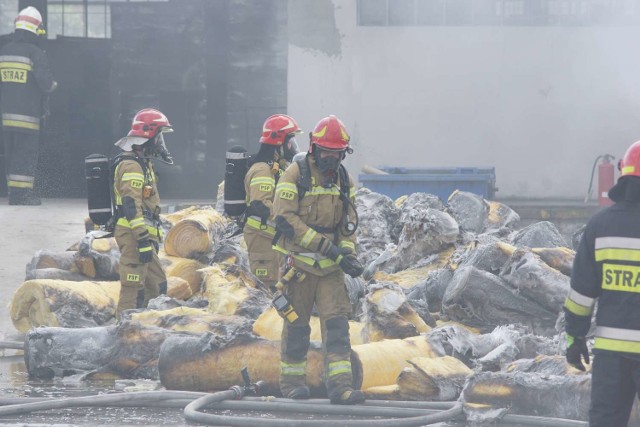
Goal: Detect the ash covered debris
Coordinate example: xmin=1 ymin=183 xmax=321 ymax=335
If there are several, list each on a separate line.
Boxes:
xmin=12 ymin=187 xmax=599 ymax=422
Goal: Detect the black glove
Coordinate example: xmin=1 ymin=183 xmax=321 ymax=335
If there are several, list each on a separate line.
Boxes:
xmin=339 ymin=253 xmax=364 ymax=278
xmin=566 ymin=335 xmax=590 ymax=371
xmin=323 ymin=243 xmax=364 ymax=278
xmin=137 ymin=239 xmax=154 ymax=264
xmin=323 ymin=242 xmax=349 ymax=262
xmin=247 ymin=201 xmax=270 ymax=220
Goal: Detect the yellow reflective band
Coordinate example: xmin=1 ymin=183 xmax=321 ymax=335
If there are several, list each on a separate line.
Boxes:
xmin=280 ymin=361 xmax=306 ymax=376
xmin=602 ymin=263 xmax=640 ymax=292
xmin=623 ymin=166 xmax=636 ymax=175
xmin=596 ymin=248 xmax=640 ymax=263
xmin=300 ymin=229 xmax=317 ymax=248
xmin=250 ymin=177 xmax=275 ymax=186
xmin=0 ymin=62 xmax=32 ymax=71
xmin=349 ymin=187 xmax=356 ymax=198
xmin=122 ymin=172 xmax=144 ymax=181
xmin=307 ymin=186 xmax=340 ymax=196
xmin=129 ymin=218 xmax=145 ymax=228
xmin=7 ymin=180 xmax=33 ymax=189
xmin=276 ymin=182 xmax=298 ymax=193
xmin=139 ymin=246 xmax=152 ymax=253
xmin=339 ymin=241 xmax=355 ymax=251
xmin=328 ymin=360 xmax=352 ymax=377
xmin=116 ymin=218 xmax=160 ymax=238
xmin=2 ymin=120 xmax=38 ymax=130
xmin=245 ymin=217 xmax=276 ymax=235
xmin=126 ymin=273 xmax=140 ymax=282
xmin=564 ymin=298 xmax=593 ymax=317
xmin=594 ymin=337 xmax=640 ymax=353
xmin=272 ymin=245 xmax=337 ymax=268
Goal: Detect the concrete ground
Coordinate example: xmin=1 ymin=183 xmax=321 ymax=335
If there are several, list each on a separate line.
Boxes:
xmin=0 ymin=198 xmax=87 ymax=338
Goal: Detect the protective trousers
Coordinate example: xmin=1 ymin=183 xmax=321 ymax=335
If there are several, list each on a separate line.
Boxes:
xmin=115 ymin=226 xmax=166 ymax=317
xmin=3 ymin=130 xmax=39 ymax=199
xmin=280 ymin=269 xmax=353 ymax=399
xmin=244 ymin=230 xmax=281 ymax=289
xmin=589 ymin=351 xmax=640 ymax=427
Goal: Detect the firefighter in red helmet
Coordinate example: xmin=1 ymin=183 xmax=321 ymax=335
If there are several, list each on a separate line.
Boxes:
xmin=272 ymin=115 xmax=365 ymax=404
xmin=0 ymin=6 xmax=56 ymax=205
xmin=243 ymin=114 xmax=302 ymax=290
xmin=113 ymin=108 xmax=173 ymax=317
xmin=565 ymin=140 xmax=640 ymax=426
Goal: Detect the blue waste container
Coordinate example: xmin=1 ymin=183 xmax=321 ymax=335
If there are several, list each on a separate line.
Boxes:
xmin=358 ymin=167 xmax=497 ymax=201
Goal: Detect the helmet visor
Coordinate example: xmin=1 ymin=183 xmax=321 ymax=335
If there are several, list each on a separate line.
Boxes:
xmin=154 ymin=132 xmax=174 ymax=164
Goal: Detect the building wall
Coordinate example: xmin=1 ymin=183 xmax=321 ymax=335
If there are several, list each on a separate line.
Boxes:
xmin=287 ymin=0 xmax=640 ymax=199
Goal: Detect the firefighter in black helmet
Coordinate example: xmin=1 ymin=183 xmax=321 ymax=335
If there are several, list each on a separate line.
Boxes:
xmin=0 ymin=6 xmax=57 ymax=205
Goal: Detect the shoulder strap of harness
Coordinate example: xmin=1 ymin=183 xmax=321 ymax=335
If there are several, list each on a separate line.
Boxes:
xmin=295 ymin=156 xmax=312 ymax=200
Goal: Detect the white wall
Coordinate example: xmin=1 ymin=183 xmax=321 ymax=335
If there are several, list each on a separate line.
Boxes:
xmin=287 ymin=0 xmax=640 ymax=199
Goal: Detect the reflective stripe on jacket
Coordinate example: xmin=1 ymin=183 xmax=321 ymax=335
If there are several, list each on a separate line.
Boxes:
xmin=565 ymin=203 xmax=640 ymax=356
xmin=0 ymin=36 xmax=55 ymax=133
xmin=271 ymin=156 xmax=357 ymax=276
xmin=113 ymin=155 xmax=162 ymax=241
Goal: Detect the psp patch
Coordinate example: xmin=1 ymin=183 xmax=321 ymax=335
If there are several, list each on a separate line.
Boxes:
xmin=280 ymin=191 xmax=295 ymax=200
xmin=126 ymin=273 xmax=141 ymax=282
xmin=255 ymin=268 xmax=268 ymax=276
xmin=259 ymin=184 xmax=273 ymax=192
xmin=130 ymin=180 xmax=143 ymax=189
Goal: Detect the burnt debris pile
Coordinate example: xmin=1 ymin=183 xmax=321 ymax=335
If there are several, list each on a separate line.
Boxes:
xmin=11 ymin=188 xmax=597 ymax=422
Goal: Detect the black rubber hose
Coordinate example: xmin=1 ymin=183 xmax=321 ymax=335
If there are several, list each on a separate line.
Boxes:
xmin=0 ymin=391 xmax=200 ymax=416
xmin=0 ymin=391 xmax=587 ymax=426
xmin=184 ymin=390 xmax=464 ymax=426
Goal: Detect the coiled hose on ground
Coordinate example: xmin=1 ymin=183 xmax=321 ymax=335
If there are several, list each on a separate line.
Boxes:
xmin=0 ymin=389 xmax=587 ymax=426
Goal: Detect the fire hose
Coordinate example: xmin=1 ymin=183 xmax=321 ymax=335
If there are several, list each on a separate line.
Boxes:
xmin=0 ymin=366 xmax=587 ymax=426
xmin=0 ymin=392 xmax=586 ymax=426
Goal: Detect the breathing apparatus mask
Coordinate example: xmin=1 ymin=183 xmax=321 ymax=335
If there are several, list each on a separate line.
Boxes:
xmin=314 ymin=146 xmax=346 ymax=181
xmin=283 ymin=135 xmax=300 ymax=163
xmin=144 ymin=129 xmax=174 ymax=165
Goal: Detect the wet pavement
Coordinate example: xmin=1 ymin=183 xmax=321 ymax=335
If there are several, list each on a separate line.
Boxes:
xmin=0 ymin=198 xmax=196 ymax=425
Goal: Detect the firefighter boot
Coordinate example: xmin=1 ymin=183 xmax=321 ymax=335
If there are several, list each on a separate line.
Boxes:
xmin=330 ymin=389 xmax=365 ymax=405
xmin=286 ymin=386 xmax=310 ymax=400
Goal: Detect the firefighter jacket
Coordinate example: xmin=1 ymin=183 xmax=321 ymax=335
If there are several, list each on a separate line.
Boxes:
xmin=113 ymin=153 xmax=162 ymax=242
xmin=0 ymin=33 xmax=56 ymax=133
xmin=243 ymin=161 xmax=281 ymax=239
xmin=272 ymin=156 xmax=357 ymax=277
xmin=564 ymin=201 xmax=640 ymax=357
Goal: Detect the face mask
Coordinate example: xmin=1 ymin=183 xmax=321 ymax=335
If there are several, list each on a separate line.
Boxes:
xmin=146 ymin=132 xmax=174 ymax=164
xmin=316 ymin=151 xmax=341 ymax=175
xmin=283 ymin=137 xmax=300 ymax=162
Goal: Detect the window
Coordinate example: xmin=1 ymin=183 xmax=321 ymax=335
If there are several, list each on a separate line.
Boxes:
xmin=47 ymin=0 xmax=168 ymax=39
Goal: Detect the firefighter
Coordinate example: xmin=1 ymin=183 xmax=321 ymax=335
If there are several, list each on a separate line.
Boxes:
xmin=243 ymin=114 xmax=302 ymax=290
xmin=113 ymin=108 xmax=174 ymax=317
xmin=564 ymin=140 xmax=640 ymax=426
xmin=0 ymin=6 xmax=57 ymax=205
xmin=272 ymin=115 xmax=365 ymax=404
